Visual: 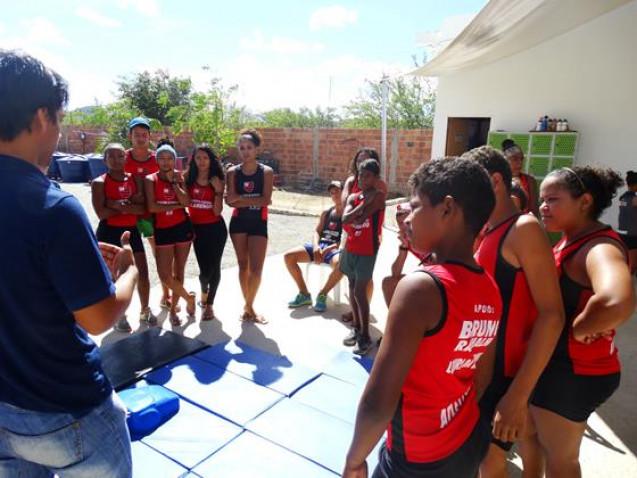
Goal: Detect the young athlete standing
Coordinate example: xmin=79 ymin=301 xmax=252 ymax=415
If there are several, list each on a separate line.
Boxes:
xmin=226 ymin=129 xmax=273 ymax=323
xmin=465 ymin=146 xmax=564 ymax=478
xmin=343 ymin=158 xmax=502 ymax=478
xmin=528 ymin=167 xmax=634 ymax=478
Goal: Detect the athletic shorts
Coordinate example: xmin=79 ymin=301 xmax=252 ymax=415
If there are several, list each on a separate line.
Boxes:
xmin=372 ymin=418 xmax=490 ymax=478
xmin=136 ymin=217 xmax=154 ymax=238
xmin=479 ymin=375 xmax=514 ymax=451
xmin=229 ymin=216 xmax=268 ymax=238
xmin=304 ymin=242 xmax=341 ymax=264
xmin=618 ymin=232 xmax=637 ymax=250
xmin=96 ymin=221 xmax=144 ymax=254
xmin=340 ymin=250 xmax=377 ymax=282
xmin=530 ymin=361 xmax=620 ymax=422
xmin=154 ymin=220 xmax=194 ymax=247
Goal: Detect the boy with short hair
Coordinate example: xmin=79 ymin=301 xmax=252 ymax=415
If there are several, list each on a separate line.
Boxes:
xmin=285 ymin=180 xmax=345 ymax=312
xmin=341 ymin=159 xmax=385 ymax=355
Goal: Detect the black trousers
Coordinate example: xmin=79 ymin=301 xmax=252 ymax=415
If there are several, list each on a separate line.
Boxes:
xmin=193 ymin=220 xmax=228 ymax=305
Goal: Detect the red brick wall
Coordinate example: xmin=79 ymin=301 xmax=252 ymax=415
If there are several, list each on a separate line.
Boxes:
xmin=60 ymin=126 xmax=432 ymax=194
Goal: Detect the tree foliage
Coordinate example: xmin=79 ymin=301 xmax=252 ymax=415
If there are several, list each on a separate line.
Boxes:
xmin=254 ymin=107 xmax=340 ymax=128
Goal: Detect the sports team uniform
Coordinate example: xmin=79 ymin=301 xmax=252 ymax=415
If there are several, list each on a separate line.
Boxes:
xmin=517 ymin=173 xmax=535 ymax=214
xmin=474 ymin=213 xmax=537 ymax=450
xmin=149 ymin=172 xmax=193 ymax=247
xmin=373 ymin=262 xmax=502 ymax=478
xmin=617 ymin=190 xmax=637 ymax=249
xmin=304 ymin=206 xmax=343 ymax=264
xmin=340 ymin=192 xmax=384 ymax=282
xmin=124 ymin=149 xmax=157 ymax=237
xmin=531 ymin=228 xmax=625 ymax=422
xmin=95 ymin=173 xmax=144 ymax=253
xmin=229 ymin=164 xmax=268 ymax=238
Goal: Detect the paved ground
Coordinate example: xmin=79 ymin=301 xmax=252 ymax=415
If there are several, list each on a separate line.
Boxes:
xmin=63 ymin=182 xmax=637 ymax=477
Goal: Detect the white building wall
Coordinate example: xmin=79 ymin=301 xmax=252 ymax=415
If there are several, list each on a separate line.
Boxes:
xmin=431 ymin=1 xmax=637 ymax=225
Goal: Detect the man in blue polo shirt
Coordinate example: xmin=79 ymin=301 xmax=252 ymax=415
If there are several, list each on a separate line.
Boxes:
xmin=0 ymin=51 xmax=138 ymax=477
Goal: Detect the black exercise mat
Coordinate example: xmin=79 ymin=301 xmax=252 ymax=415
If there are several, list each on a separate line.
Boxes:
xmin=100 ymin=329 xmax=209 ymax=390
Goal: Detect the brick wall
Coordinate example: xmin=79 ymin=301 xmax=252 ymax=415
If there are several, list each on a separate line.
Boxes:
xmin=59 ymin=126 xmax=432 ymax=194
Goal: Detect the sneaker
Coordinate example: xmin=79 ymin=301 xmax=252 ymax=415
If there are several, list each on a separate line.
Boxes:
xmin=314 ymin=293 xmax=327 ymax=312
xmin=343 ymin=328 xmax=359 ymax=346
xmin=114 ymin=317 xmax=132 ymax=333
xmin=288 ymin=292 xmax=312 ymax=308
xmin=353 ymin=336 xmax=373 ymax=355
xmin=140 ymin=307 xmax=157 ymax=326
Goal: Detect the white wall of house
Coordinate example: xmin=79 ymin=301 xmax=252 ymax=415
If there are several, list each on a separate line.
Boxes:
xmin=430 ymin=1 xmax=637 ymax=225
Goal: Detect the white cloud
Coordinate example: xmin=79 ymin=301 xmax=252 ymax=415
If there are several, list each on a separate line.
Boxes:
xmin=20 ymin=17 xmax=71 ymax=47
xmin=115 ymin=0 xmax=159 ymax=17
xmin=309 ymin=5 xmax=358 ymax=31
xmin=239 ymin=30 xmax=324 ymax=55
xmin=416 ymin=12 xmax=477 ymax=58
xmin=75 ymin=6 xmax=122 ymax=28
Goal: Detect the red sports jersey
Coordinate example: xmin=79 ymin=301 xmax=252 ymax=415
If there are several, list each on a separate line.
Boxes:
xmin=351 ymin=177 xmax=385 ymax=241
xmin=386 ymin=262 xmax=501 ymax=463
xmin=474 ymin=214 xmax=537 ymax=378
xmin=518 ymin=173 xmax=534 ymax=214
xmin=552 ymin=227 xmax=626 ymax=375
xmin=124 ymin=149 xmax=158 ymax=178
xmin=345 ymin=192 xmax=383 ymax=256
xmin=102 ymin=173 xmax=137 ymax=227
xmin=150 ymin=173 xmax=187 ymax=229
xmin=188 ymin=183 xmax=221 ymax=225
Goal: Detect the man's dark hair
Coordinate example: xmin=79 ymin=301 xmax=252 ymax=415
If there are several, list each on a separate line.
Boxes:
xmin=409 ymin=157 xmax=495 ymax=235
xmin=358 ymin=158 xmax=380 ymax=176
xmin=0 ymin=50 xmax=69 ymax=141
xmin=462 ymin=145 xmax=512 ymax=194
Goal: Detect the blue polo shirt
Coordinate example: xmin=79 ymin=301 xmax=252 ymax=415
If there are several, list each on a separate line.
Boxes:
xmin=0 ymin=154 xmax=115 ymax=414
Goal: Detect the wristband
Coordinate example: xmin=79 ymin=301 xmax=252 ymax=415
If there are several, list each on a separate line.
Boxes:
xmin=399 ymin=246 xmax=408 ymax=251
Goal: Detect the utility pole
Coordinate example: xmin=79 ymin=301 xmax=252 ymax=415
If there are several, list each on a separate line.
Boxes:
xmin=380 ymin=75 xmax=389 ymax=181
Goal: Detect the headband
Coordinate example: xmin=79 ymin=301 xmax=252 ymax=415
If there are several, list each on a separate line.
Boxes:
xmin=156 ymin=144 xmax=177 ymax=159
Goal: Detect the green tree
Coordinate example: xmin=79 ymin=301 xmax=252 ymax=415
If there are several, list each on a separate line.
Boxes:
xmin=117 ymin=70 xmax=192 ymax=125
xmin=255 ymin=107 xmax=339 ymax=128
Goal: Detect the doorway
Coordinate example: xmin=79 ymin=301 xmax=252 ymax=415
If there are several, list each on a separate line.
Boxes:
xmin=445 ymin=117 xmax=491 ymax=156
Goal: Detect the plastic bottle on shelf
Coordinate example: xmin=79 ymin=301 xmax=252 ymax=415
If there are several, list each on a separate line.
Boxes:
xmin=557 ymin=119 xmax=563 ymax=132
xmin=563 ymin=119 xmax=569 ymax=131
xmin=536 ymin=117 xmax=543 ymax=131
xmin=542 ymin=116 xmax=549 ymax=131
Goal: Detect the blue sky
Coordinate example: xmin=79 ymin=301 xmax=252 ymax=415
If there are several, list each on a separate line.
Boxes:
xmin=0 ymin=0 xmax=487 ymax=112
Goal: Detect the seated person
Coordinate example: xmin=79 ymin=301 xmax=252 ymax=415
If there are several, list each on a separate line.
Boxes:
xmin=284 ymin=180 xmax=344 ymax=312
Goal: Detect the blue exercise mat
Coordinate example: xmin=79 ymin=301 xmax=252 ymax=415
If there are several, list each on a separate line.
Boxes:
xmin=291 ymin=374 xmax=362 ymax=424
xmin=131 ymin=441 xmax=189 ymax=478
xmin=247 ymin=398 xmax=357 ymax=474
xmin=322 ymin=350 xmax=374 ymax=387
xmin=145 ymin=355 xmax=284 ymax=426
xmin=141 ymin=400 xmax=241 ymax=470
xmin=194 ymin=340 xmax=320 ymax=395
xmin=192 ymin=431 xmax=337 ymax=478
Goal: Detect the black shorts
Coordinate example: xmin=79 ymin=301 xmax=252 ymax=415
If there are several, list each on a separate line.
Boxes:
xmin=479 ymin=375 xmax=514 ymax=451
xmin=154 ymin=220 xmax=194 ymax=247
xmin=96 ymin=221 xmax=144 ymax=254
xmin=530 ymin=361 xmax=620 ymax=422
xmin=372 ymin=418 xmax=490 ymax=478
xmin=618 ymin=232 xmax=637 ymax=250
xmin=229 ymin=216 xmax=268 ymax=238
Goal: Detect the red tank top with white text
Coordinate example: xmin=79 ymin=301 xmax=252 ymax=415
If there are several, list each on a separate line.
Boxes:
xmin=344 ymin=192 xmax=384 ymax=256
xmin=151 ymin=173 xmax=187 ymax=229
xmin=387 ymin=262 xmax=502 ymax=463
xmin=124 ymin=149 xmax=157 ymax=178
xmin=188 ymin=183 xmax=221 ymax=225
xmin=552 ymin=228 xmax=626 ymax=375
xmin=474 ymin=214 xmax=537 ymax=378
xmin=103 ymin=173 xmax=138 ymax=227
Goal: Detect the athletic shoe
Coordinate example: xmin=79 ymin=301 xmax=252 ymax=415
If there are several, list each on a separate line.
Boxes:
xmin=114 ymin=317 xmax=132 ymax=333
xmin=353 ymin=336 xmax=373 ymax=355
xmin=343 ymin=328 xmax=359 ymax=346
xmin=314 ymin=294 xmax=328 ymax=312
xmin=140 ymin=307 xmax=157 ymax=326
xmin=288 ymin=293 xmax=312 ymax=308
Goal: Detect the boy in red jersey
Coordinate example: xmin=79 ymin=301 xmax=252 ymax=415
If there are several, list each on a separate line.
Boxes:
xmin=341 ymin=159 xmax=385 ymax=355
xmin=465 ymin=146 xmax=564 ymax=478
xmin=344 ymin=157 xmax=502 ymax=478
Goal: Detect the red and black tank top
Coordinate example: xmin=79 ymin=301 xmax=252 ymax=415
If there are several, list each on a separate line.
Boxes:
xmin=232 ymin=163 xmax=267 ymax=221
xmin=124 ymin=149 xmax=158 ymax=178
xmin=351 ymin=177 xmax=385 ymax=241
xmin=187 ymin=182 xmax=221 ymax=225
xmin=344 ymin=192 xmax=384 ymax=256
xmin=102 ymin=173 xmax=138 ymax=227
xmin=474 ymin=214 xmax=537 ymax=378
xmin=151 ymin=172 xmax=187 ymax=229
xmin=551 ymin=227 xmax=626 ymax=376
xmin=319 ymin=206 xmax=342 ymax=246
xmin=387 ymin=262 xmax=502 ymax=463
xmin=518 ymin=173 xmax=535 ymax=214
